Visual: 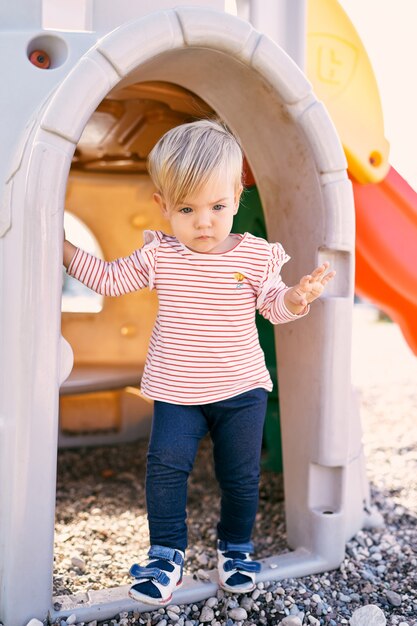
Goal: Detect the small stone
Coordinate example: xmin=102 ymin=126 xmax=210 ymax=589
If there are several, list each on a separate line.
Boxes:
xmin=87 ymin=622 xmax=97 ymax=626
xmin=167 ymin=605 xmax=181 ymax=614
xmin=157 ymin=620 xmax=167 ymax=626
xmin=228 ymin=608 xmax=247 ymax=621
xmin=167 ymin=611 xmax=179 ymax=622
xmin=252 ymin=589 xmax=261 ymax=600
xmin=205 ymin=597 xmax=218 ymax=608
xmin=349 ymin=605 xmax=387 ymax=626
xmin=71 ymin=556 xmax=86 ymax=571
xmin=197 ymin=553 xmax=209 ymax=566
xmin=385 ymin=590 xmax=402 ymax=607
xmin=26 ymin=621 xmax=44 ymax=626
xmin=265 ymin=591 xmax=273 ymax=603
xmin=197 ymin=568 xmax=210 ymax=581
xmin=226 ymin=598 xmax=239 ymax=609
xmin=239 ymin=596 xmax=254 ymax=611
xmin=66 ymin=616 xmax=77 ymax=626
xmin=200 ymin=606 xmax=214 ymax=622
xmin=308 ymin=617 xmax=320 ymax=625
xmin=312 ymin=594 xmax=322 ymax=603
xmin=279 ymin=617 xmax=302 ymax=626
xmin=339 ymin=593 xmax=352 ymax=603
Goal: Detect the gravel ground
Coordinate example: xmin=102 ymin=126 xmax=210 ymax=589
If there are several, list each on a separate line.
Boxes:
xmin=52 ymin=305 xmax=417 ymax=626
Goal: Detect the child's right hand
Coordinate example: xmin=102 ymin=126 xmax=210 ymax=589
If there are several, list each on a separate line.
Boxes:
xmin=284 ymin=262 xmax=336 ymax=314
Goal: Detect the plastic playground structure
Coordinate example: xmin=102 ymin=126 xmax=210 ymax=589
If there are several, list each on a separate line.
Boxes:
xmin=0 ymin=1 xmax=416 ymax=625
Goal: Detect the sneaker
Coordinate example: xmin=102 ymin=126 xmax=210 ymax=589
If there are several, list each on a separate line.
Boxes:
xmin=129 ymin=545 xmax=184 ymax=605
xmin=217 ymin=540 xmax=261 ymax=593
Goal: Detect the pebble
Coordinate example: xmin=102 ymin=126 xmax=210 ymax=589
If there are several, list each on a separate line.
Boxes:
xmin=196 ymin=568 xmax=210 ymax=581
xmin=385 ymin=590 xmax=402 ymax=606
xmin=197 ymin=553 xmax=209 ymax=566
xmin=166 ymin=611 xmax=179 ymax=622
xmin=66 ymin=615 xmax=77 ymax=625
xmin=25 ymin=621 xmax=43 ymax=626
xmin=71 ymin=556 xmax=86 ymax=571
xmin=349 ymin=605 xmax=387 ymax=625
xmin=239 ymin=596 xmax=253 ymax=611
xmin=199 ymin=606 xmax=214 ymax=622
xmin=228 ymin=607 xmax=247 ymax=621
xmin=339 ymin=593 xmax=352 ymax=603
xmin=279 ymin=617 xmax=302 ymax=626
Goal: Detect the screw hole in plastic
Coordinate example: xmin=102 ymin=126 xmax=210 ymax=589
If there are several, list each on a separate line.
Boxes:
xmin=27 ymin=35 xmax=68 ymax=69
xmin=369 ymin=151 xmax=382 ymax=167
xmin=29 ymin=50 xmax=51 ymax=69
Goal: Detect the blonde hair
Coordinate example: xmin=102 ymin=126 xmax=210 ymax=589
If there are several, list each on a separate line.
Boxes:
xmin=147 ymin=119 xmax=243 ymax=206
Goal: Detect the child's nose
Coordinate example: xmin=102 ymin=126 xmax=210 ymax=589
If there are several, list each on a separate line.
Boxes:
xmin=195 ymin=211 xmax=212 ymax=228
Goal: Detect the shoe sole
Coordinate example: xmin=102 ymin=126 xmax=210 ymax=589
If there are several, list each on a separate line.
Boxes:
xmin=219 ymin=581 xmax=256 ymax=594
xmin=128 ymin=580 xmax=183 ymax=606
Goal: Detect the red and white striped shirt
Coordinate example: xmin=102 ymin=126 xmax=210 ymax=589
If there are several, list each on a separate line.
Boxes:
xmin=67 ymin=230 xmax=308 ymax=404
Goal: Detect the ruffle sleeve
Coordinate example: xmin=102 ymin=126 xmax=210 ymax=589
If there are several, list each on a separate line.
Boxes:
xmin=256 ymin=242 xmax=309 ymax=323
xmin=141 ymin=230 xmax=163 ymax=290
xmin=256 ymin=242 xmax=291 ymax=309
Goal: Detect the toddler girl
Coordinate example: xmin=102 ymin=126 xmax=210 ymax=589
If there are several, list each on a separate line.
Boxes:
xmin=63 ymin=119 xmax=335 ymax=605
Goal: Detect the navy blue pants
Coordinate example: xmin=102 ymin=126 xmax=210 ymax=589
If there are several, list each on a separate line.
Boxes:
xmin=145 ymin=388 xmax=268 ymax=552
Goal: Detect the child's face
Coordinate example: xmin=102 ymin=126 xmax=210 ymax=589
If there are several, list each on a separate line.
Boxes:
xmin=154 ymin=172 xmax=242 ymax=254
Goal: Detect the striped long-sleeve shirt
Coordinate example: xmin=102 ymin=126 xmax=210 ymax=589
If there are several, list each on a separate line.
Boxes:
xmin=67 ymin=230 xmax=308 ymax=404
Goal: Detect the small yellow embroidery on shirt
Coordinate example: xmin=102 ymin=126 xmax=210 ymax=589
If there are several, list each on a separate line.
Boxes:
xmin=233 ymin=272 xmax=246 ymax=289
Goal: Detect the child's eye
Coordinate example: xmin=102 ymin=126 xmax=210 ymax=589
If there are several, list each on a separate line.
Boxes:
xmin=179 ymin=207 xmax=193 ymax=214
xmin=212 ymin=204 xmax=225 ymax=211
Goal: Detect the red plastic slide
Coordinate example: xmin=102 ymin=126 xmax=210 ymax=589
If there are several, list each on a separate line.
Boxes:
xmin=353 ymin=166 xmax=417 ymax=354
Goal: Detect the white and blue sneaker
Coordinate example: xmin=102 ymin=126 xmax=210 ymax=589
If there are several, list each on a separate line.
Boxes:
xmin=217 ymin=540 xmax=261 ymax=593
xmin=129 ymin=545 xmax=184 ymax=606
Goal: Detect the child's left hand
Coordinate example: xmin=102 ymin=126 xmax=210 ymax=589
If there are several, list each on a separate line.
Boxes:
xmin=285 ymin=262 xmax=336 ymax=312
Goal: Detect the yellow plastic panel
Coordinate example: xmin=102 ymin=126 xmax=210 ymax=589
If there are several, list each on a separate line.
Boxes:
xmin=307 ymin=0 xmax=390 ymax=183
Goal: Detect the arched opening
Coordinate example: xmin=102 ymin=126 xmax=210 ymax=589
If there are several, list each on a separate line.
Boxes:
xmin=49 ymin=27 xmax=352 ymax=613
xmin=55 ymin=79 xmax=290 ymax=597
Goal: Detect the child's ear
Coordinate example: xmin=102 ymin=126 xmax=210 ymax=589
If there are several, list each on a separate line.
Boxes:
xmin=233 ymin=185 xmax=243 ymax=214
xmin=153 ymin=193 xmax=169 ymax=218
